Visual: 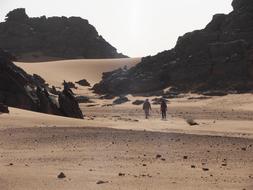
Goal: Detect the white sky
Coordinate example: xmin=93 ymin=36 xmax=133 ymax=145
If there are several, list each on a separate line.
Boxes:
xmin=0 ymin=0 xmax=233 ymax=57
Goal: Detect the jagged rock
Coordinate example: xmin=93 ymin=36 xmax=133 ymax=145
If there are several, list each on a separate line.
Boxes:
xmin=62 ymin=81 xmax=77 ymax=89
xmin=0 ymin=103 xmax=9 ymax=113
xmin=75 ymin=79 xmax=90 ymax=87
xmin=0 ymin=48 xmax=83 ymax=119
xmin=0 ymin=9 xmax=127 ymax=61
xmin=93 ymin=0 xmax=253 ymax=95
xmin=59 ymin=88 xmax=84 ymax=119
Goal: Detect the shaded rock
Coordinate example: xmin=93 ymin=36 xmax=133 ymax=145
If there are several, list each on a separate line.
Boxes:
xmin=0 ymin=103 xmax=9 ymax=113
xmin=0 ymin=9 xmax=127 ymax=60
xmin=75 ymin=79 xmax=90 ymax=87
xmin=118 ymin=173 xmax=125 ymax=176
xmin=113 ymin=96 xmax=129 ymax=105
xmin=59 ymin=88 xmax=84 ymax=119
xmin=132 ymin=100 xmax=144 ymax=105
xmin=186 ymin=118 xmax=199 ymax=126
xmin=100 ymin=94 xmax=115 ymax=100
xmin=93 ymin=0 xmax=253 ymax=95
xmin=156 ymin=154 xmax=162 ymax=159
xmin=0 ymin=49 xmax=84 ymax=119
xmin=57 ymin=172 xmax=66 ymax=179
xmin=96 ymin=180 xmax=108 ymax=185
xmin=62 ymin=81 xmax=77 ymax=89
xmin=152 ymin=98 xmax=168 ymax=105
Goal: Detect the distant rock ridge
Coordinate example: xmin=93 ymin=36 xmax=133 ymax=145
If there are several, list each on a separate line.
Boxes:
xmin=93 ymin=0 xmax=253 ymax=95
xmin=0 ymin=8 xmax=127 ymax=61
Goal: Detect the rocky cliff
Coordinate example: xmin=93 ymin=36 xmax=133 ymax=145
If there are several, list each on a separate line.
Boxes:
xmin=94 ymin=0 xmax=253 ymax=95
xmin=0 ymin=8 xmax=126 ymax=61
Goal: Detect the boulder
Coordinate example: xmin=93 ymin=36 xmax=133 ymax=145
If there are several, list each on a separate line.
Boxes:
xmin=59 ymin=89 xmax=84 ymax=119
xmin=0 ymin=103 xmax=9 ymax=113
xmin=75 ymin=79 xmax=90 ymax=87
xmin=113 ymin=96 xmax=129 ymax=105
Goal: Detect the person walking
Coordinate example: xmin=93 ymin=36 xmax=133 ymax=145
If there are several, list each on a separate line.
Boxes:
xmin=160 ymin=99 xmax=167 ymax=120
xmin=143 ymin=99 xmax=152 ymax=119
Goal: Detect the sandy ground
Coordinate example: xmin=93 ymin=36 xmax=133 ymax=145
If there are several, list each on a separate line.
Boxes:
xmin=0 ymin=59 xmax=252 ymax=190
xmin=15 ymin=58 xmax=141 ymax=86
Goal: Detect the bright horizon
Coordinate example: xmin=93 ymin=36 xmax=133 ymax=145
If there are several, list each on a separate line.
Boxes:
xmin=0 ymin=0 xmax=233 ymax=57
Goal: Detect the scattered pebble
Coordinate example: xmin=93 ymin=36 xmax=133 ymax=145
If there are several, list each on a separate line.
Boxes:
xmin=202 ymin=168 xmax=209 ymax=171
xmin=57 ymin=172 xmax=66 ymax=179
xmin=118 ymin=173 xmax=125 ymax=176
xmin=96 ymin=180 xmax=108 ymax=184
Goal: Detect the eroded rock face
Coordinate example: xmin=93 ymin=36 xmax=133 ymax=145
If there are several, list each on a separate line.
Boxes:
xmin=93 ymin=0 xmax=253 ymax=95
xmin=59 ymin=89 xmax=84 ymax=119
xmin=0 ymin=8 xmax=126 ymax=60
xmin=0 ymin=49 xmax=83 ymax=118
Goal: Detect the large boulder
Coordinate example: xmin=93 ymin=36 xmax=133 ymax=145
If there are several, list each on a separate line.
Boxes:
xmin=59 ymin=89 xmax=84 ymax=119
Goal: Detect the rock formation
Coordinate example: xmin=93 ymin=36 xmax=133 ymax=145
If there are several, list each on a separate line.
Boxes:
xmin=0 ymin=8 xmax=126 ymax=61
xmin=94 ymin=0 xmax=253 ymax=95
xmin=0 ymin=49 xmax=83 ymax=118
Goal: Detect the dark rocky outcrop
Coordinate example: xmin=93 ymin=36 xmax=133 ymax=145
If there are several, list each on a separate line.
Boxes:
xmin=93 ymin=0 xmax=253 ymax=95
xmin=59 ymin=88 xmax=83 ymax=119
xmin=0 ymin=49 xmax=83 ymax=118
xmin=75 ymin=79 xmax=91 ymax=87
xmin=113 ymin=96 xmax=129 ymax=105
xmin=0 ymin=8 xmax=126 ymax=61
xmin=0 ymin=103 xmax=9 ymax=113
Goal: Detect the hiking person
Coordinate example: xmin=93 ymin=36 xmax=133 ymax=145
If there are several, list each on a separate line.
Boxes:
xmin=143 ymin=99 xmax=151 ymax=119
xmin=160 ymin=99 xmax=167 ymax=120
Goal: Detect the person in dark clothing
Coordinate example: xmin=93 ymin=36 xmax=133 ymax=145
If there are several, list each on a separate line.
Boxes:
xmin=143 ymin=99 xmax=151 ymax=119
xmin=160 ymin=99 xmax=167 ymax=120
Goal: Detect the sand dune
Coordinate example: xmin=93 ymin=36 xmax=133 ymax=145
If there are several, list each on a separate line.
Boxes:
xmin=15 ymin=58 xmax=141 ymax=86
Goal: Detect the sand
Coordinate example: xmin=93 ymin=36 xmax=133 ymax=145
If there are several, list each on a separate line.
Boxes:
xmin=15 ymin=58 xmax=141 ymax=86
xmin=0 ymin=59 xmax=252 ymax=190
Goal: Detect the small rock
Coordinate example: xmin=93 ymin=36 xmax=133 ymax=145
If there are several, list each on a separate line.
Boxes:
xmin=202 ymin=168 xmax=209 ymax=171
xmin=186 ymin=118 xmax=199 ymax=126
xmin=96 ymin=180 xmax=108 ymax=184
xmin=57 ymin=172 xmax=66 ymax=179
xmin=183 ymin=156 xmax=188 ymax=160
xmin=156 ymin=154 xmax=162 ymax=159
xmin=118 ymin=173 xmax=125 ymax=176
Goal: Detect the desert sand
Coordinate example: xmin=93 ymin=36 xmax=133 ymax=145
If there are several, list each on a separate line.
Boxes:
xmin=0 ymin=58 xmax=252 ymax=190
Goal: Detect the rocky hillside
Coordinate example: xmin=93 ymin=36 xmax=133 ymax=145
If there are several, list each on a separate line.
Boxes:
xmin=0 ymin=8 xmax=126 ymax=61
xmin=94 ymin=0 xmax=253 ymax=95
xmin=0 ymin=49 xmax=83 ymax=119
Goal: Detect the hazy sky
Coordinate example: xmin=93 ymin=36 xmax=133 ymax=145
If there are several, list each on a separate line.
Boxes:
xmin=0 ymin=0 xmax=233 ymax=57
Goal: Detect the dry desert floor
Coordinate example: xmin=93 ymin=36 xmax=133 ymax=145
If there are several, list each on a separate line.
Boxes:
xmin=0 ymin=58 xmax=252 ymax=190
